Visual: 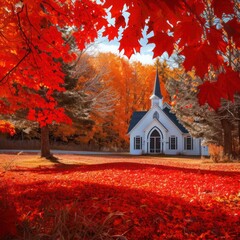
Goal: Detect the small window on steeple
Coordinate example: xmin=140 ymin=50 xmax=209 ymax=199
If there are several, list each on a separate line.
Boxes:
xmin=153 ymin=111 xmax=159 ymax=120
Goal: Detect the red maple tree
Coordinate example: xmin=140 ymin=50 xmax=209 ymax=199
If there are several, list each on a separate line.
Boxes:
xmin=0 ymin=0 xmax=107 ymax=156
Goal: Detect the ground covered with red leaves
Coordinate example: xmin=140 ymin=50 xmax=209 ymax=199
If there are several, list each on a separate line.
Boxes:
xmin=0 ymin=155 xmax=240 ymax=239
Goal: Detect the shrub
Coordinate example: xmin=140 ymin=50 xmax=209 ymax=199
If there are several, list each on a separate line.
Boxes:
xmin=208 ymin=144 xmax=224 ymax=163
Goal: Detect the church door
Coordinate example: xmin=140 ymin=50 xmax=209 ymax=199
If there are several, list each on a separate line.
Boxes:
xmin=149 ymin=130 xmax=161 ymax=153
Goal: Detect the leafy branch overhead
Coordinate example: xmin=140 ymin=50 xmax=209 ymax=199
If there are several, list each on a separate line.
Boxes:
xmin=0 ymin=0 xmax=239 ymax=134
xmin=103 ymin=0 xmax=240 ymax=109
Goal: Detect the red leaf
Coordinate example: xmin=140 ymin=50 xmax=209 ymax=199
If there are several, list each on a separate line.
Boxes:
xmin=198 ymin=81 xmax=222 ymax=109
xmin=104 ymin=25 xmax=119 ymax=41
xmin=115 ymin=15 xmax=126 ymax=28
xmin=223 ymin=19 xmax=240 ymax=46
xmin=103 ymin=0 xmax=126 ymax=17
xmin=153 ymin=0 xmax=179 ymax=25
xmin=212 ymin=0 xmax=234 ymax=17
xmin=185 ymin=0 xmax=205 ymax=16
xmin=207 ymin=28 xmax=227 ymax=52
xmin=161 ymin=0 xmax=184 ymax=14
xmin=217 ymin=68 xmax=240 ymax=101
xmin=144 ymin=1 xmax=178 ymax=30
xmin=174 ymin=16 xmax=203 ymax=47
xmin=148 ymin=32 xmax=174 ymax=58
xmin=198 ymin=68 xmax=240 ymax=109
xmin=182 ymin=43 xmax=222 ymax=78
xmin=119 ymin=27 xmax=141 ymax=58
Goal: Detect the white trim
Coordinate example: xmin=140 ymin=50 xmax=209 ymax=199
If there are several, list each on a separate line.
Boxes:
xmin=163 ymin=102 xmax=171 ymax=109
xmin=128 ymin=105 xmax=162 ymax=135
xmin=144 ymin=118 xmax=168 ymax=132
xmin=128 ymin=104 xmax=185 ymax=135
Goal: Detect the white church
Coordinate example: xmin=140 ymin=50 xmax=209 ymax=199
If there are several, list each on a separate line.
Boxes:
xmin=127 ymin=70 xmax=208 ymax=156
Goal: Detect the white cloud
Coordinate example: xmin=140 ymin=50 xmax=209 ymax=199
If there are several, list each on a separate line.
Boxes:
xmin=89 ymin=42 xmax=155 ymax=65
xmin=130 ymin=53 xmax=154 ymax=65
xmin=98 ymin=43 xmax=121 ymax=55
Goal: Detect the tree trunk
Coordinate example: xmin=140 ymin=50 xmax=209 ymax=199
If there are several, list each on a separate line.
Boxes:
xmin=221 ymin=119 xmax=233 ymax=156
xmin=41 ymin=125 xmax=51 ymax=158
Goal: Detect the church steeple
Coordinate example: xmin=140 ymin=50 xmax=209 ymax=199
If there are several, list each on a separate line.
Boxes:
xmin=153 ymin=68 xmax=163 ymax=99
xmin=150 ymin=68 xmax=163 ymax=109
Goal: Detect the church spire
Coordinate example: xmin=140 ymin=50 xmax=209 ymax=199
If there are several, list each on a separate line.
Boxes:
xmin=153 ymin=68 xmax=163 ymax=99
xmin=150 ymin=67 xmax=163 ymax=109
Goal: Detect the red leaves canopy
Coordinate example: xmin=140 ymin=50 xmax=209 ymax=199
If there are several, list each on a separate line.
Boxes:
xmin=198 ymin=81 xmax=223 ymax=110
xmin=0 ymin=0 xmax=240 ymax=134
xmin=0 ymin=0 xmax=108 ymax=128
xmin=174 ymin=16 xmax=203 ymax=47
xmin=198 ymin=69 xmax=240 ymax=109
xmin=182 ymin=43 xmax=222 ymax=78
xmin=103 ymin=0 xmax=240 ymax=110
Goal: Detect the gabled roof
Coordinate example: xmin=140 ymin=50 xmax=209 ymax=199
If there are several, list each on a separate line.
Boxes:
xmin=127 ymin=111 xmax=147 ymax=133
xmin=162 ymin=107 xmax=188 ymax=133
xmin=155 ymin=118 xmax=168 ymax=131
xmin=153 ymin=69 xmax=163 ymax=99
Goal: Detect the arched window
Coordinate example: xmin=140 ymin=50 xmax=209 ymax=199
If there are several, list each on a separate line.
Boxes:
xmin=151 ymin=129 xmax=160 ymax=137
xmin=150 ymin=129 xmax=161 ymax=153
xmin=153 ymin=111 xmax=159 ymax=120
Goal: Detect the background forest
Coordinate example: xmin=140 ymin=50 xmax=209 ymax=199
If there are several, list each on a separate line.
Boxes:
xmin=0 ymin=52 xmax=170 ymax=151
xmin=1 ymin=51 xmax=240 ymax=157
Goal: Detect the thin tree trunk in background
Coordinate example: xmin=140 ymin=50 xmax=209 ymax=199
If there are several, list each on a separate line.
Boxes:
xmin=221 ymin=119 xmax=233 ymax=157
xmin=41 ymin=125 xmax=51 ymax=158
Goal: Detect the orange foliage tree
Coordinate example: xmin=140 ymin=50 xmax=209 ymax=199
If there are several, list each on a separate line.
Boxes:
xmin=50 ymin=52 xmax=169 ymax=150
xmin=87 ymin=53 xmax=171 ymax=150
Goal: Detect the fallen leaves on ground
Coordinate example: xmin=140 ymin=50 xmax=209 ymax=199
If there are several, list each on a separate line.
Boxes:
xmin=0 ymin=156 xmax=240 ymax=239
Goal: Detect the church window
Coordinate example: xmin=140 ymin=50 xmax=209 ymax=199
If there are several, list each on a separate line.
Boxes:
xmin=184 ymin=136 xmax=193 ymax=150
xmin=169 ymin=136 xmax=177 ymax=150
xmin=134 ymin=136 xmax=142 ymax=150
xmin=153 ymin=111 xmax=159 ymax=120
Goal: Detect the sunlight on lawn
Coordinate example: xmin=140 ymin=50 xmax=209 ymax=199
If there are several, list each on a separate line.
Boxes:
xmin=0 ymin=154 xmax=240 ymax=239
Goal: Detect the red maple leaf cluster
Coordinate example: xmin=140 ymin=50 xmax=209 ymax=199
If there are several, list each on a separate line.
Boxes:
xmin=103 ymin=0 xmax=240 ymax=110
xmin=0 ymin=0 xmax=108 ymax=128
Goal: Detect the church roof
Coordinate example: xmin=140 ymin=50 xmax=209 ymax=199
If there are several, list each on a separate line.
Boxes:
xmin=128 ymin=108 xmax=189 ymax=134
xmin=127 ymin=111 xmax=147 ymax=133
xmin=162 ymin=107 xmax=189 ymax=133
xmin=153 ymin=70 xmax=163 ymax=99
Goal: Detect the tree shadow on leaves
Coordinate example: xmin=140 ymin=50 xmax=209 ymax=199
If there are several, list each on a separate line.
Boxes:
xmin=2 ymin=178 xmax=240 ymax=240
xmin=11 ymin=161 xmax=240 ymax=178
